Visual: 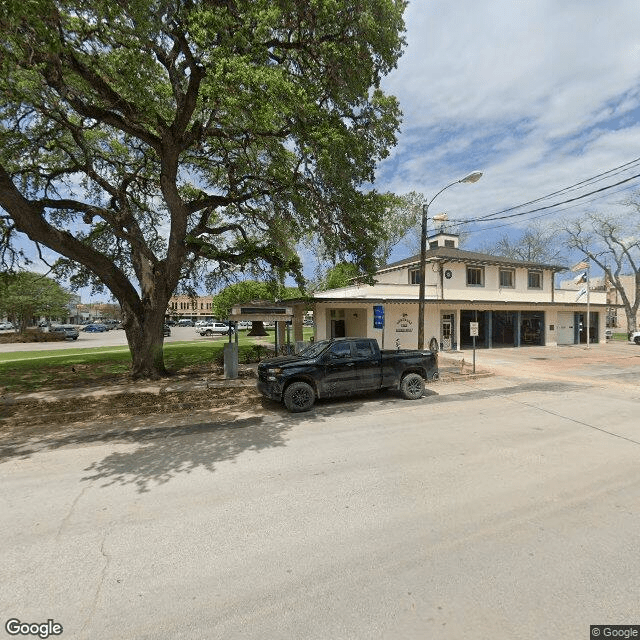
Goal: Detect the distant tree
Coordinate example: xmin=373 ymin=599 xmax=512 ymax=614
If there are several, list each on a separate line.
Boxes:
xmin=0 ymin=272 xmax=71 ymax=331
xmin=317 ymin=263 xmax=361 ymax=291
xmin=0 ymin=0 xmax=405 ymax=378
xmin=376 ymin=192 xmax=422 ymax=266
xmin=558 ymin=208 xmax=640 ymax=334
xmin=211 ymin=281 xmax=303 ymax=334
xmin=478 ymin=224 xmax=565 ymax=264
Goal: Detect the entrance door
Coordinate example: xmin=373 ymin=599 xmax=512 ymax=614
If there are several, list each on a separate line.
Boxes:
xmin=557 ymin=312 xmax=574 ymax=345
xmin=442 ymin=315 xmax=453 ymax=350
xmin=331 ymin=319 xmax=346 ymax=338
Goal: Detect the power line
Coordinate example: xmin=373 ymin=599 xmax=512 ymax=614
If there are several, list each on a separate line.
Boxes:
xmin=472 ymin=155 xmax=640 ymax=222
xmin=460 ymin=170 xmax=640 ymax=227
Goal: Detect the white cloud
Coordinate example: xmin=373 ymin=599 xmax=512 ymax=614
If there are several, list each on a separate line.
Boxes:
xmin=377 ymin=0 xmax=640 ymax=243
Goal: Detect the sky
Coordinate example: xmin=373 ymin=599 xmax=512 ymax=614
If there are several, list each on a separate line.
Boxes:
xmin=375 ymin=0 xmax=640 ymax=261
xmin=8 ymin=0 xmax=640 ymax=300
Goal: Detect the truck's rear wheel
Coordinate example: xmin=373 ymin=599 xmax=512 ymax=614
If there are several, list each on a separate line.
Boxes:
xmin=284 ymin=381 xmax=315 ymax=412
xmin=635 ymin=336 xmax=640 ymax=345
xmin=400 ymin=373 xmax=425 ymax=400
xmin=204 ymin=330 xmax=213 ymax=336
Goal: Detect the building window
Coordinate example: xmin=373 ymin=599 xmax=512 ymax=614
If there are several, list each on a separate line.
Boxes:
xmin=444 ymin=239 xmax=455 ymax=248
xmin=499 ymin=268 xmax=515 ymax=288
xmin=466 ymin=266 xmax=484 ymax=286
xmin=528 ymin=270 xmax=543 ymax=289
xmin=409 ymin=268 xmax=421 ymax=284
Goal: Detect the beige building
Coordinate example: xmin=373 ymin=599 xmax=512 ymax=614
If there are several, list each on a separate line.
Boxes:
xmin=311 ymin=232 xmax=609 ymax=350
xmin=558 ymin=274 xmax=638 ymax=333
xmin=166 ymin=294 xmax=215 ymax=320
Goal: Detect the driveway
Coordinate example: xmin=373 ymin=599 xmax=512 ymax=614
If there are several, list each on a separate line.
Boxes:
xmin=440 ymin=340 xmax=640 ymax=389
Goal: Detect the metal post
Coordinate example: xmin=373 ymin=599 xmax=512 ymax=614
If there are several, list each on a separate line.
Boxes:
xmin=586 ymin=264 xmax=591 ymax=349
xmin=417 ymin=172 xmax=483 ymax=351
xmin=274 ymin=320 xmax=279 ymax=354
xmin=417 ymin=203 xmax=428 ymax=350
xmin=473 ymin=309 xmax=477 ymax=373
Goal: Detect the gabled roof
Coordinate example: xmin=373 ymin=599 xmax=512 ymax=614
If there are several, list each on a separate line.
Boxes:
xmin=378 ymin=247 xmax=567 ymax=274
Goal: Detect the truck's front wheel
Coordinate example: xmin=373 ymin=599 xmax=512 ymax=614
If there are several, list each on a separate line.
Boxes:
xmin=400 ymin=373 xmax=425 ymax=400
xmin=284 ymin=381 xmax=316 ymax=412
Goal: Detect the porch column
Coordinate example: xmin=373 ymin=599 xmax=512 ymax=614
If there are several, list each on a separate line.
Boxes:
xmin=292 ymin=304 xmax=304 ymax=342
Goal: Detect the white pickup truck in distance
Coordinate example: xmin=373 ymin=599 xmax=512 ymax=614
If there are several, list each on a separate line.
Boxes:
xmin=196 ymin=322 xmax=234 ymax=336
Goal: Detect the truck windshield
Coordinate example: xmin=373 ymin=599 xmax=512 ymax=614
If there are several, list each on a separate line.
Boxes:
xmin=297 ymin=340 xmax=331 ymax=358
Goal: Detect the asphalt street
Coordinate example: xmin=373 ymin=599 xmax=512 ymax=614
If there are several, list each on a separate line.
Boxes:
xmin=1 ymin=347 xmax=639 ymax=640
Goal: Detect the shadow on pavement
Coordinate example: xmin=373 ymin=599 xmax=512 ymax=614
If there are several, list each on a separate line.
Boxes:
xmin=1 ymin=391 xmax=405 ymax=493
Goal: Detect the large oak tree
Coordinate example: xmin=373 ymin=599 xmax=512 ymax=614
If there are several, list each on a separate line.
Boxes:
xmin=0 ymin=0 xmax=405 ymax=377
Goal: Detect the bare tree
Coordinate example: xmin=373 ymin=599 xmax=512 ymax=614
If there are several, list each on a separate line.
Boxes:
xmin=558 ymin=208 xmax=640 ymax=333
xmin=477 ymin=223 xmax=565 ymax=264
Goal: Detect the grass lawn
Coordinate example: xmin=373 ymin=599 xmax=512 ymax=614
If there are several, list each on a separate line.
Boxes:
xmin=0 ymin=328 xmax=315 ymax=393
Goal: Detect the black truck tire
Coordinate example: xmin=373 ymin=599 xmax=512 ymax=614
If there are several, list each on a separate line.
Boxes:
xmin=283 ymin=381 xmax=315 ymax=412
xmin=400 ymin=373 xmax=425 ymax=400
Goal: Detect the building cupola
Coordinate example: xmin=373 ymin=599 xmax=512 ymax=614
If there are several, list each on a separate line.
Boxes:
xmin=428 ymin=231 xmax=459 ymax=249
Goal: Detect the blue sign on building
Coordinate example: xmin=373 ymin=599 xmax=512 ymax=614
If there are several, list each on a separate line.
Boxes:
xmin=373 ymin=305 xmax=385 ymax=329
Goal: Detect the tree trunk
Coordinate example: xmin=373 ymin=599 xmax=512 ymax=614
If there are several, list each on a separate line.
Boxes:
xmin=123 ymin=307 xmax=168 ymax=379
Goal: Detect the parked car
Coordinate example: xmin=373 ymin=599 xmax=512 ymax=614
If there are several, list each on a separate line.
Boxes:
xmin=0 ymin=322 xmax=14 ymax=331
xmin=257 ymin=337 xmax=438 ymax=412
xmin=83 ymin=323 xmax=108 ymax=332
xmin=629 ymin=331 xmax=640 ymax=345
xmin=50 ymin=325 xmax=80 ymax=340
xmin=163 ymin=324 xmax=171 ymax=337
xmin=196 ymin=322 xmax=233 ymax=336
xmin=165 ymin=320 xmax=176 ymax=326
xmin=101 ymin=319 xmax=119 ymax=329
xmin=178 ymin=319 xmax=194 ymax=327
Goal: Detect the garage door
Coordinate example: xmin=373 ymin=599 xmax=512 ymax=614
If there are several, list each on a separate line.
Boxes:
xmin=557 ymin=312 xmax=575 ymax=345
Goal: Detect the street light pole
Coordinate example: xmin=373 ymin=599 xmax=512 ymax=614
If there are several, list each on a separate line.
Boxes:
xmin=417 ymin=171 xmax=483 ymax=350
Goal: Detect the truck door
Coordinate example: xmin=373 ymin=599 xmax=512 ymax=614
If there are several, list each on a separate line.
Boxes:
xmin=352 ymin=339 xmax=382 ymax=390
xmin=320 ymin=342 xmax=358 ymax=396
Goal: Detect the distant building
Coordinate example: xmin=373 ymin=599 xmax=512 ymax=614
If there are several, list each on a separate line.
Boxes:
xmin=166 ymin=295 xmax=215 ymax=321
xmin=587 ymin=275 xmax=637 ymax=332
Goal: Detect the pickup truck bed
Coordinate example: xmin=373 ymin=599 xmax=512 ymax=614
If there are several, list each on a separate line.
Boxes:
xmin=257 ymin=337 xmax=438 ymax=412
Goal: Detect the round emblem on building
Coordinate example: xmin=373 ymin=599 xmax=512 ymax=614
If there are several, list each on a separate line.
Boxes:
xmin=444 ymin=269 xmax=453 ymax=279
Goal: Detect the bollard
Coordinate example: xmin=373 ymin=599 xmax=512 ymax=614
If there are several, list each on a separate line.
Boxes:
xmin=223 ymin=342 xmax=238 ymax=379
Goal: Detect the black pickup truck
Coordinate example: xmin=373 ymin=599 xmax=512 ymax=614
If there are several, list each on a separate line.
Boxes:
xmin=257 ymin=337 xmax=438 ymax=412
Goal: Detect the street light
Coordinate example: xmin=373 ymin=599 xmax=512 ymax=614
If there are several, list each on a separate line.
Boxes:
xmin=417 ymin=171 xmax=483 ymax=350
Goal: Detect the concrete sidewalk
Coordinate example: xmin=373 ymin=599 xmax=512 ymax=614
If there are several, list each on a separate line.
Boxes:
xmin=1 ymin=356 xmax=489 ymax=406
xmin=3 ymin=341 xmax=637 ymax=406
xmin=441 ymin=340 xmax=640 ymax=389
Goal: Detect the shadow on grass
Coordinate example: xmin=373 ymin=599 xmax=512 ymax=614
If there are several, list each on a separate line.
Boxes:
xmin=0 ymin=390 xmax=406 ymax=493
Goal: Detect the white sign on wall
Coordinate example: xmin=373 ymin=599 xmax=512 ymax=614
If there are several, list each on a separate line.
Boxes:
xmin=469 ymin=322 xmax=479 ymax=337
